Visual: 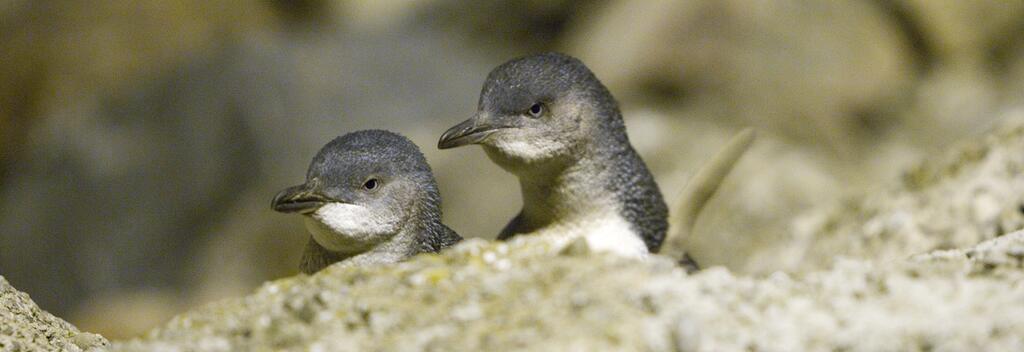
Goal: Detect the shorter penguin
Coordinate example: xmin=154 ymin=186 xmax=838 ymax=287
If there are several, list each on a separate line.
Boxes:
xmin=272 ymin=130 xmax=461 ymax=274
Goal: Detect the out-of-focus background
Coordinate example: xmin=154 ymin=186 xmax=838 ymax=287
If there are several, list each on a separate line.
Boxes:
xmin=2 ymin=0 xmax=1023 ymax=338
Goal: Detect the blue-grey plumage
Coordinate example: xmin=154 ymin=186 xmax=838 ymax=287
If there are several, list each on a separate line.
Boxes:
xmin=439 ymin=53 xmax=670 ymax=260
xmin=274 ymin=130 xmax=461 ymax=274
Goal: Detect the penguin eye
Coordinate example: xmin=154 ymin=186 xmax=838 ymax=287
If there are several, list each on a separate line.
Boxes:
xmin=528 ymin=103 xmax=544 ymax=118
xmin=363 ymin=178 xmax=379 ymax=191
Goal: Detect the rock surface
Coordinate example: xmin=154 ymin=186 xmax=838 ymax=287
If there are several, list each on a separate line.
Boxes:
xmin=750 ymin=112 xmax=1024 ymax=273
xmin=0 ymin=276 xmax=108 ymax=351
xmin=109 ymin=232 xmax=1024 ymax=351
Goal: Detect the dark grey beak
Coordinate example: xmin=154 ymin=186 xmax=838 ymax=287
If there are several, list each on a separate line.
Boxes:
xmin=272 ymin=183 xmax=333 ymax=214
xmin=438 ymin=115 xmax=504 ymax=149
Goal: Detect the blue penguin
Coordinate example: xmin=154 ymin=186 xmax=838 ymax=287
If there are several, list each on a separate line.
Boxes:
xmin=274 ymin=130 xmax=461 ymax=273
xmin=438 ymin=53 xmax=668 ymax=258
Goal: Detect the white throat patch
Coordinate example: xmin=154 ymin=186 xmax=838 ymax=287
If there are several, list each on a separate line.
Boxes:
xmin=486 ymin=131 xmax=568 ymax=165
xmin=304 ymin=202 xmax=400 ymax=253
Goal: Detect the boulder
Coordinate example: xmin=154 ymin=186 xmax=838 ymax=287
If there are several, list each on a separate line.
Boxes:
xmin=110 ymin=231 xmax=1024 ymax=351
xmin=751 ymin=113 xmax=1024 ymax=273
xmin=0 ymin=276 xmax=107 ymax=351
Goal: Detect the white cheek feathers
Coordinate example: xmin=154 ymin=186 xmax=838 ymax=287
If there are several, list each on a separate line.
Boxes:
xmin=304 ymin=202 xmax=400 ymax=253
xmin=486 ymin=131 xmax=567 ymax=164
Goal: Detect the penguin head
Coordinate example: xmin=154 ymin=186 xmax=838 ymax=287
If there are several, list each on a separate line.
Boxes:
xmin=273 ymin=130 xmax=440 ymax=254
xmin=439 ymin=53 xmax=620 ymax=171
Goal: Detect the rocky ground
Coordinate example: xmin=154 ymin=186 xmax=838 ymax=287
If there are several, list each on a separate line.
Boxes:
xmin=0 ymin=277 xmax=107 ymax=351
xmin=4 ymin=108 xmax=1024 ymax=351
xmin=106 ymin=231 xmax=1024 ymax=351
xmin=745 ymin=110 xmax=1024 ymax=273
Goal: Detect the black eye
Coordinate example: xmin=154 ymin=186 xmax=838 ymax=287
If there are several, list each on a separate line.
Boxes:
xmin=363 ymin=178 xmax=379 ymax=190
xmin=528 ymin=103 xmax=543 ymax=118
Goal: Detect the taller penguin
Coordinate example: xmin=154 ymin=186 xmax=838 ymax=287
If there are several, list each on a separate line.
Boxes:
xmin=439 ymin=53 xmax=670 ymax=259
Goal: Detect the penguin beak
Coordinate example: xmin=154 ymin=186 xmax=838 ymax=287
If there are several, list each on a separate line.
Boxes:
xmin=438 ymin=113 xmax=507 ymax=149
xmin=272 ymin=183 xmax=334 ymax=214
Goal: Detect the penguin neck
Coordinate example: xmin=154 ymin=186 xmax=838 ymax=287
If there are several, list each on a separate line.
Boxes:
xmin=301 ymin=211 xmax=432 ymax=273
xmin=341 ymin=226 xmax=419 ymax=266
xmin=356 ymin=208 xmax=436 ymax=259
xmin=516 ymin=153 xmax=618 ymax=231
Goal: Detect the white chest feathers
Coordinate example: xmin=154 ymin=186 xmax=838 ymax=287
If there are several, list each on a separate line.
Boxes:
xmin=529 ymin=213 xmax=649 ymax=258
xmin=304 ymin=202 xmax=400 ymax=253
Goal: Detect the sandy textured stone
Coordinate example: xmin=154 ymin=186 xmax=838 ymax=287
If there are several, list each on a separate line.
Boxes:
xmin=108 ymin=229 xmax=1024 ymax=352
xmin=751 ymin=114 xmax=1024 ymax=273
xmin=0 ymin=276 xmax=108 ymax=351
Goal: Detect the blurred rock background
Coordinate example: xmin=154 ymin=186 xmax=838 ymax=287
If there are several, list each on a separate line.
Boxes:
xmin=1 ymin=0 xmax=1023 ymax=338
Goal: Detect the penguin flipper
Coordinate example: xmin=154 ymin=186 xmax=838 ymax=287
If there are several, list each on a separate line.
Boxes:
xmin=432 ymin=225 xmax=463 ymax=251
xmin=496 ymin=212 xmax=527 ymax=241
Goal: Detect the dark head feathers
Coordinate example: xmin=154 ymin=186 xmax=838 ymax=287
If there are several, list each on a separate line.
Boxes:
xmin=480 ymin=53 xmax=616 ymax=114
xmin=310 ymin=130 xmax=431 ymax=178
xmin=307 ymin=130 xmax=441 ymax=210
